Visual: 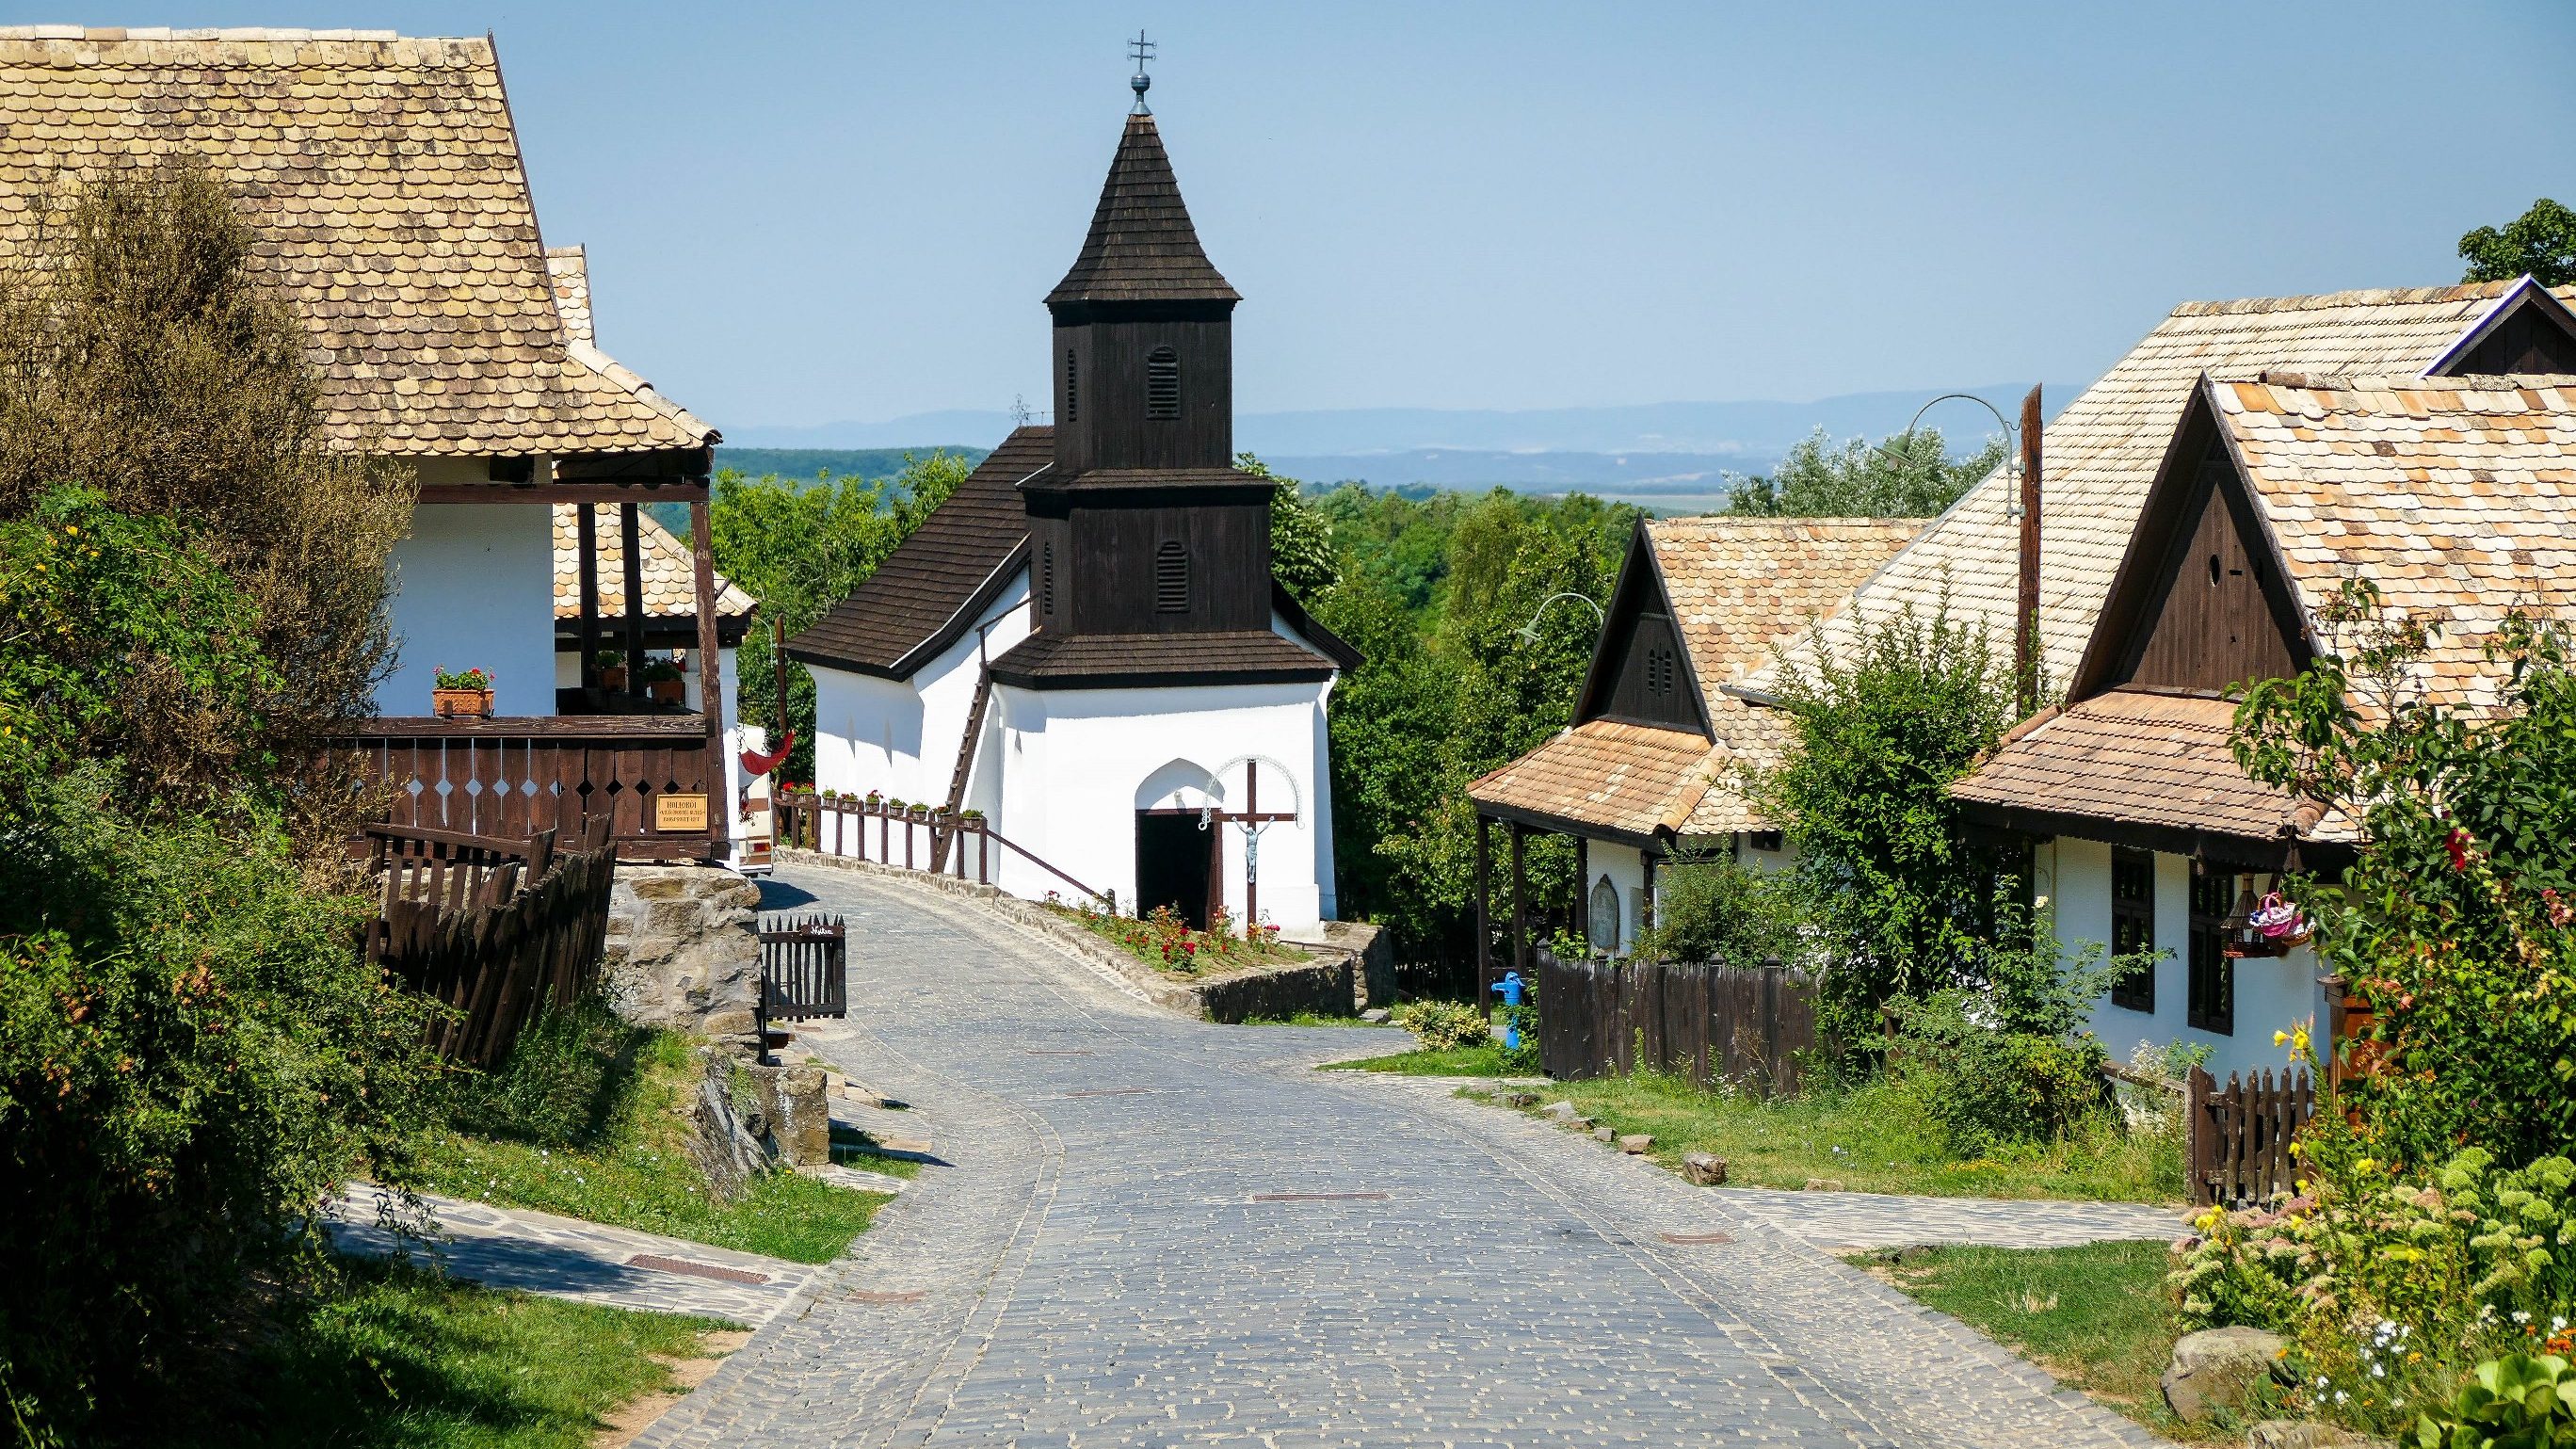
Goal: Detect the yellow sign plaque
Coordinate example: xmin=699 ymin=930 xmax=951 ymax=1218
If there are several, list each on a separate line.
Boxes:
xmin=654 ymin=793 xmax=710 ymax=832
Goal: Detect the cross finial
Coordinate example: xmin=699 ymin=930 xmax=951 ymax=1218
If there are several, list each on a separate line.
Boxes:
xmin=1128 ymin=29 xmax=1154 ymax=114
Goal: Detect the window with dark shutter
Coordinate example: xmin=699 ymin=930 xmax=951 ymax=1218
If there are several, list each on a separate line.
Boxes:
xmin=1154 ymin=539 xmax=1188 ymax=613
xmin=2189 ymin=867 xmax=2234 ymax=1034
xmin=1064 ymin=348 xmax=1077 ymax=424
xmin=1040 ymin=541 xmax=1055 ymax=617
xmin=2110 ymin=848 xmax=2156 ymax=1011
xmin=1146 ymin=346 xmax=1180 ymax=420
xmin=1644 ymin=644 xmax=1677 ymax=697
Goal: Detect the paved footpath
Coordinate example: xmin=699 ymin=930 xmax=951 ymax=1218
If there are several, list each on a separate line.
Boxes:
xmin=636 ymin=864 xmax=2175 ymax=1449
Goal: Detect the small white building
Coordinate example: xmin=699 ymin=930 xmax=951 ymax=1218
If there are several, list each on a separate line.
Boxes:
xmin=1466 ymin=518 xmax=1921 ymax=973
xmin=786 ymin=99 xmax=1356 ymax=931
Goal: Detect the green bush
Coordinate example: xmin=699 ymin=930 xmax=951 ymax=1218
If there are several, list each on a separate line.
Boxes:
xmin=1393 ymin=1000 xmax=1490 ymax=1053
xmin=0 ymin=774 xmax=441 ymax=1438
xmin=2413 ymin=1353 xmax=2576 ymax=1448
xmin=1890 ymin=991 xmax=2111 ymax=1156
xmin=1631 ymin=852 xmax=1805 ymax=966
xmin=443 ymin=990 xmax=648 ymax=1150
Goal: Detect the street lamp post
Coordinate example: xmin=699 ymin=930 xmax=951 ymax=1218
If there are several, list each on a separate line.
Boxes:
xmin=1516 ymin=591 xmax=1605 ymax=643
xmin=1876 ymin=390 xmax=2046 ymax=713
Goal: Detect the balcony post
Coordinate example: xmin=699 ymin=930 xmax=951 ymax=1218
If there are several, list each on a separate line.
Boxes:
xmin=689 ymin=497 xmax=727 ymax=861
xmin=619 ymin=500 xmax=647 ymax=703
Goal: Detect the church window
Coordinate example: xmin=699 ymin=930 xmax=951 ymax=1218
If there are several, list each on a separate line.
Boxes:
xmin=1146 ymin=346 xmax=1180 ymax=420
xmin=1154 ymin=539 xmax=1189 ymax=612
xmin=1040 ymin=540 xmax=1055 ymax=616
xmin=1064 ymin=348 xmax=1078 ymax=423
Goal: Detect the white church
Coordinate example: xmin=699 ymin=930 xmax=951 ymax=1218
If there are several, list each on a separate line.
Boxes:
xmin=785 ymin=90 xmax=1355 ymax=932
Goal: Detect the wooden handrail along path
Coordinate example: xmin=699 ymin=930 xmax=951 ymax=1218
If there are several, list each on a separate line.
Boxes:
xmin=775 ymin=794 xmax=1105 ymax=903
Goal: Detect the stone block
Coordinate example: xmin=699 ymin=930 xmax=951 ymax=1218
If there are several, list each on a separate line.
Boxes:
xmin=746 ymin=1062 xmax=832 ymax=1167
xmin=1540 ymin=1101 xmax=1577 ymax=1121
xmin=1682 ymin=1151 xmax=1728 ymax=1185
xmin=606 ymin=864 xmax=762 ymax=1054
xmin=1360 ymin=1007 xmax=1391 ymax=1024
xmin=1592 ymin=1124 xmax=1615 ymax=1143
xmin=1618 ymin=1134 xmax=1653 ymax=1154
xmin=2245 ymin=1422 xmax=2392 ymax=1449
xmin=2161 ymin=1326 xmax=2287 ymax=1424
xmin=1803 ymin=1178 xmax=1845 ymax=1192
xmin=1502 ymin=1091 xmax=1540 ymax=1108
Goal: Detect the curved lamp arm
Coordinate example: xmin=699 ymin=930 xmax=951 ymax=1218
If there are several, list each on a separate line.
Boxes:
xmin=1516 ymin=591 xmax=1606 ymax=643
xmin=1875 ymin=392 xmax=2023 ymax=514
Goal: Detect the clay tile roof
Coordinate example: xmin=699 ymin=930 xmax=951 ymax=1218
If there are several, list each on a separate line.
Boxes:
xmin=1747 ymin=281 xmax=2574 ymax=698
xmin=1469 ymin=720 xmax=1728 ymax=844
xmin=1646 ymin=517 xmax=1924 ymax=695
xmin=1951 ymin=689 xmax=2355 ymax=845
xmin=552 ymin=504 xmax=752 ymax=621
xmin=1045 ymin=112 xmax=1238 ymax=307
xmin=0 ymin=29 xmax=714 ymax=459
xmin=2209 ymin=373 xmax=2576 ymax=713
xmin=545 ymin=247 xmax=592 ymax=346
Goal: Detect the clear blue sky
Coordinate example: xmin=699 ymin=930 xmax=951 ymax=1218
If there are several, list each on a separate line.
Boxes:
xmin=118 ymin=2 xmax=2576 ymax=430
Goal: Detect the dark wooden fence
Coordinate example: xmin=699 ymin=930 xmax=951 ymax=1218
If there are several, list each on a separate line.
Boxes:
xmin=366 ymin=819 xmax=617 ymax=1070
xmin=759 ymin=914 xmax=848 ymax=1025
xmin=335 ymin=715 xmax=719 ymax=861
xmin=2187 ymin=1065 xmax=2315 ymax=1206
xmin=1534 ymin=946 xmax=1823 ymax=1098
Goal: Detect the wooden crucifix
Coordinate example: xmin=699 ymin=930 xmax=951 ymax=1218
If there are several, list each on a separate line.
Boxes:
xmin=1200 ymin=758 xmax=1296 ymax=934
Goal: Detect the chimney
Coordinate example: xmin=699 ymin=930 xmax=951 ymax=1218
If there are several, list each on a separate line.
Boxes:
xmin=2017 ymin=384 xmax=2043 ymax=715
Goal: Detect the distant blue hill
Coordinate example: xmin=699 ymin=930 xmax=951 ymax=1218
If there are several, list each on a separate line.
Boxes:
xmin=721 ymin=382 xmax=2077 ymax=461
xmin=715 ymin=444 xmax=990 ymax=481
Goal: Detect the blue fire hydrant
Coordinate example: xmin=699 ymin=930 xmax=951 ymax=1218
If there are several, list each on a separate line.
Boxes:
xmin=1492 ymin=971 xmax=1526 ymax=1051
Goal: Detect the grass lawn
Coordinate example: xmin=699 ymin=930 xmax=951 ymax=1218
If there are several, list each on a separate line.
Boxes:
xmin=1318 ymin=1041 xmax=1519 ymax=1075
xmin=1850 ymin=1241 xmax=2214 ymax=1440
xmin=182 ymin=1256 xmax=740 ymax=1449
xmin=419 ymin=1011 xmax=893 ymax=1264
xmin=1434 ymin=1064 xmax=2184 ymax=1202
xmin=1241 ymin=1012 xmax=1401 ymax=1028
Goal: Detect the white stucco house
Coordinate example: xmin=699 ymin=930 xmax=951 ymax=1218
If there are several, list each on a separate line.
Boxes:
xmin=785 ymin=100 xmax=1357 ymax=931
xmin=0 ymin=29 xmax=755 ymax=860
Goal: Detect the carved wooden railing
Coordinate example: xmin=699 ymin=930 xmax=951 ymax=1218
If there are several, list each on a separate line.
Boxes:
xmin=773 ymin=793 xmax=1103 ymax=902
xmin=333 ymin=714 xmax=721 ymax=861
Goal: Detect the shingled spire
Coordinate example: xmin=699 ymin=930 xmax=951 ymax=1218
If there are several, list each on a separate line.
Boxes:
xmin=1045 ymin=112 xmax=1239 ymax=307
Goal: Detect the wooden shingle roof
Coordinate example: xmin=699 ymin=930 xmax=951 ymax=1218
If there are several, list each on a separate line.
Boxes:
xmin=0 ymin=27 xmax=713 ymax=459
xmin=1045 ymin=112 xmax=1237 ymax=307
xmin=1747 ymin=282 xmax=2574 ymax=699
xmin=551 ymin=504 xmax=752 ymax=623
xmin=985 ymin=630 xmax=1333 ymax=689
xmin=785 ymin=428 xmax=1055 ymax=676
xmin=1468 ymin=720 xmax=1730 ymax=845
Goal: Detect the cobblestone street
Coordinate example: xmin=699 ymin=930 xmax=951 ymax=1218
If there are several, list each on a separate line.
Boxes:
xmin=635 ymin=864 xmax=2172 ymax=1448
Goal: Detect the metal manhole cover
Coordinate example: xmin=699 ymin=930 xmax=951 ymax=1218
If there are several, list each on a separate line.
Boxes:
xmin=1026 ymin=1049 xmax=1095 ymax=1056
xmin=627 ymin=1253 xmax=770 ymax=1284
xmin=1062 ymin=1087 xmax=1152 ymax=1098
xmin=1657 ymin=1231 xmax=1736 ymax=1245
xmin=1251 ymin=1192 xmax=1390 ymax=1202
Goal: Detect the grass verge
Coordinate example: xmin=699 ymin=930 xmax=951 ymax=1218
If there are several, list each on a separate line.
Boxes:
xmin=1441 ymin=1064 xmax=2184 ymax=1202
xmin=1849 ymin=1241 xmax=2214 ymax=1440
xmin=1319 ymin=1042 xmax=1518 ymax=1075
xmin=178 ymin=1256 xmax=737 ymax=1449
xmin=419 ymin=1004 xmax=893 ymax=1264
xmin=1240 ymin=1012 xmax=1399 ymax=1028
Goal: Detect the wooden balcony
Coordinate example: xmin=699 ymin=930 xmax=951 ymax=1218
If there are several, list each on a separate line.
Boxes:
xmin=335 ymin=713 xmax=723 ymax=861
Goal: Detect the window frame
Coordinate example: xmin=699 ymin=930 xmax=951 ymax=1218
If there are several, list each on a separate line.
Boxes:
xmin=1153 ymin=539 xmax=1189 ymax=614
xmin=2187 ymin=866 xmax=2234 ymax=1034
xmin=1145 ymin=346 xmax=1180 ymax=421
xmin=2109 ymin=847 xmax=2156 ymax=1012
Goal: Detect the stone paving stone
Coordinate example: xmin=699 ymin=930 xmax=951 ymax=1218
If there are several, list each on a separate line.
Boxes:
xmin=326 ymin=1185 xmax=818 ymax=1325
xmin=630 ymin=868 xmax=2174 ymax=1448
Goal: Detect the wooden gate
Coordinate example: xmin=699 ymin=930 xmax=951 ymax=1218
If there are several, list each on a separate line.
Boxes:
xmin=2187 ymin=1065 xmax=2315 ymax=1206
xmin=758 ymin=913 xmax=848 ymax=1043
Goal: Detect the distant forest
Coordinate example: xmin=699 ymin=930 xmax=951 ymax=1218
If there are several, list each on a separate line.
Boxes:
xmin=714 ymin=445 xmax=990 ymax=482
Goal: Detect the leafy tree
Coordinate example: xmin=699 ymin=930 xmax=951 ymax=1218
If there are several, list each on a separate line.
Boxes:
xmin=0 ymin=157 xmax=412 ymax=850
xmin=2458 ymin=198 xmax=2576 ymax=287
xmin=1234 ymin=454 xmax=1340 ymax=602
xmin=1755 ymin=601 xmax=2019 ymax=1044
xmin=1629 ymin=851 xmax=1805 ymax=966
xmin=709 ymin=451 xmax=972 ymax=782
xmin=2233 ymin=581 xmax=2576 ymax=1167
xmin=1726 ymin=427 xmax=2005 ymax=518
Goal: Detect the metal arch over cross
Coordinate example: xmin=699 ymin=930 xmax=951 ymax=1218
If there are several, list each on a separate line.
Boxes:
xmin=1128 ymin=29 xmax=1155 ymax=113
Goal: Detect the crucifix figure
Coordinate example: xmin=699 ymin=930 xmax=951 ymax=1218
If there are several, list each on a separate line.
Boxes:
xmin=1198 ymin=759 xmax=1296 ymax=935
xmin=1128 ymin=29 xmax=1155 ymax=113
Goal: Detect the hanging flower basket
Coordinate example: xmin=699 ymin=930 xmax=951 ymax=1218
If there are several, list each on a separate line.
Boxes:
xmin=431 ymin=666 xmax=493 ymax=718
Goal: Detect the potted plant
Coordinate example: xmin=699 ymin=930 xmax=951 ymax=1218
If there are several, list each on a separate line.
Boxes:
xmin=639 ymin=657 xmax=685 ymax=704
xmin=593 ymin=648 xmax=627 ymax=691
xmin=864 ymin=790 xmax=884 ymax=807
xmin=431 ymin=666 xmax=494 ymax=718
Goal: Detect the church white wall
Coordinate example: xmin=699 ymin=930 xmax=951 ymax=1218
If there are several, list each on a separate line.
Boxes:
xmin=988 ymin=679 xmax=1336 ymax=931
xmin=2039 ymin=836 xmax=2325 ymax=1083
xmin=810 ymin=574 xmax=1032 ymax=805
xmin=378 ymin=503 xmax=557 ymax=718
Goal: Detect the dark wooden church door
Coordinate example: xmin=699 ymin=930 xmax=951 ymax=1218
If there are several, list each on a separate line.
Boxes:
xmin=1135 ymin=812 xmax=1216 ymax=929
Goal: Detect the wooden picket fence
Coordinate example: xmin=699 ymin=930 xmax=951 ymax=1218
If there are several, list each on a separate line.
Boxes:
xmin=1534 ymin=946 xmax=1823 ymax=1098
xmin=365 ymin=818 xmax=617 ymax=1070
xmin=2186 ymin=1064 xmax=2315 ymax=1206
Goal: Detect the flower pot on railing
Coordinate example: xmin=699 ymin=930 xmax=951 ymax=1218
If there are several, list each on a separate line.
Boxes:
xmin=643 ymin=661 xmax=685 ymax=705
xmin=431 ymin=668 xmax=494 ymax=718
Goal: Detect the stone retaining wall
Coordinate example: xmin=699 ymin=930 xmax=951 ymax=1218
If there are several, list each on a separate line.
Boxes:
xmin=606 ymin=863 xmax=763 ymax=1057
xmin=780 ymin=848 xmax=1352 ymax=1023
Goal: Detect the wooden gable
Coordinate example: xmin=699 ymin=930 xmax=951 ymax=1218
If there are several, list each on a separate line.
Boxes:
xmin=2073 ymin=382 xmax=2310 ymax=700
xmin=1575 ymin=524 xmax=1712 ymax=736
xmin=2430 ymin=280 xmax=2576 ymax=378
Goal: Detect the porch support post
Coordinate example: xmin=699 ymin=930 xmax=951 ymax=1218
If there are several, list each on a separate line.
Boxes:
xmin=690 ymin=498 xmax=727 ymax=861
xmin=1508 ymin=820 xmax=1529 ymax=986
xmin=1574 ymin=834 xmax=1589 ymax=947
xmin=576 ymin=503 xmax=602 ymax=690
xmin=1473 ymin=812 xmax=1491 ymax=999
xmin=619 ymin=500 xmax=647 ymax=703
xmin=1641 ymin=846 xmax=1659 ymax=935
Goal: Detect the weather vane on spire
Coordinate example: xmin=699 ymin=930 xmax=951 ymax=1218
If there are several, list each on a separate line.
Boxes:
xmin=1128 ymin=29 xmax=1154 ymax=114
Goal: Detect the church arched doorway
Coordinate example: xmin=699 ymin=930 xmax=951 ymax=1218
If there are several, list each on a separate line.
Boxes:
xmin=1133 ymin=760 xmax=1223 ymax=929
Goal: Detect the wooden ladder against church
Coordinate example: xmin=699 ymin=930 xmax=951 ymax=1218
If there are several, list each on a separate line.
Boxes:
xmin=931 ymin=666 xmax=996 ymax=873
